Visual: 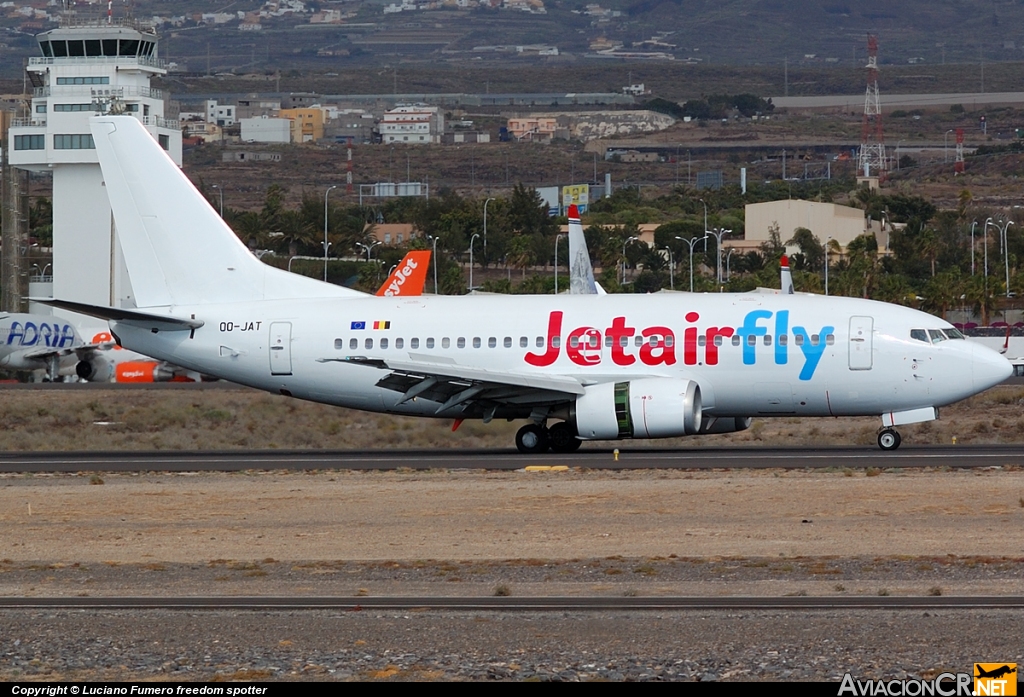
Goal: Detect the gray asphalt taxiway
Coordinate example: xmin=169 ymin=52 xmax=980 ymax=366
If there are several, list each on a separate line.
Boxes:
xmin=0 ymin=445 xmax=1019 ymax=473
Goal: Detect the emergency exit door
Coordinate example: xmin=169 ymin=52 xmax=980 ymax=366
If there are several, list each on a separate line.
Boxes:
xmin=848 ymin=316 xmax=873 ymax=370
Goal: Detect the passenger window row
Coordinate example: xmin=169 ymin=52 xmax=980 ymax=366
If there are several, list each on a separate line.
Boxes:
xmin=332 ymin=333 xmax=836 ymax=351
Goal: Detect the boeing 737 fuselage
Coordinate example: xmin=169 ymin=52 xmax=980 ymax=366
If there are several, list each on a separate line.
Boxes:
xmin=50 ymin=116 xmax=1013 ymax=453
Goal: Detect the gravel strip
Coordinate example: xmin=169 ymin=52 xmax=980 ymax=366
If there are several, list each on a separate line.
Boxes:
xmin=2 ymin=609 xmax=1022 ymax=682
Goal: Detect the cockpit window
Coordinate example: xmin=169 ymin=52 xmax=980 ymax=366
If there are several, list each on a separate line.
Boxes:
xmin=927 ymin=329 xmax=948 ymax=343
xmin=944 ymin=327 xmax=965 ymax=340
xmin=910 ymin=329 xmax=928 ymax=343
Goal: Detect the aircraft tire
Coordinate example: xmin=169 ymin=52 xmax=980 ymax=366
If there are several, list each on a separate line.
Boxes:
xmin=877 ymin=428 xmax=901 ymax=451
xmin=515 ymin=424 xmax=550 ymax=454
xmin=549 ymin=422 xmax=582 ymax=453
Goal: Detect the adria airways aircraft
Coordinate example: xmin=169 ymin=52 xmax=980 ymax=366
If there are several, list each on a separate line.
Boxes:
xmin=48 ymin=116 xmax=1012 ymax=452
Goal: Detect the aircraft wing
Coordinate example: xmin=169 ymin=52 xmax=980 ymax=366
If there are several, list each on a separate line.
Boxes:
xmin=22 ymin=338 xmax=117 ymax=360
xmin=323 ymin=355 xmax=585 ymax=415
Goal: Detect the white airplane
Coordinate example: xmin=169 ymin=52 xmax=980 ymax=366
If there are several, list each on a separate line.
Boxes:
xmin=45 ymin=116 xmax=1013 ymax=453
xmin=0 ymin=312 xmax=117 ymax=380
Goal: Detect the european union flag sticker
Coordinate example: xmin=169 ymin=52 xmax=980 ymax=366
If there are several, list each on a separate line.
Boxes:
xmin=350 ymin=321 xmax=366 ymax=330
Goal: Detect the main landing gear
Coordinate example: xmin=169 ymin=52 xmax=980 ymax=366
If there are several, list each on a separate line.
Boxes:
xmin=515 ymin=422 xmax=582 ymax=454
xmin=877 ymin=428 xmax=902 ymax=451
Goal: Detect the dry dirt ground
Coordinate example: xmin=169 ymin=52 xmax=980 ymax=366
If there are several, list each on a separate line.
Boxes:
xmin=1 ymin=386 xmax=1022 ymax=682
xmin=0 ymin=383 xmax=1022 ymax=598
xmin=1 ymin=467 xmax=1022 ymax=598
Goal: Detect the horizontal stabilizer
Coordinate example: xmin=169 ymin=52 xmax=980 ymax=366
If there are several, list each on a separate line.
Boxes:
xmin=40 ymin=299 xmax=203 ymax=332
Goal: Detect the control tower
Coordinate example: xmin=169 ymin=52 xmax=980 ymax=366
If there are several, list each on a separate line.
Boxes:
xmin=7 ymin=16 xmax=182 ymax=311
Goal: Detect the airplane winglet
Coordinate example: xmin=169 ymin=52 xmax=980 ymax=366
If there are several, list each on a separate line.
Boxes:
xmin=566 ymin=203 xmax=598 ymax=295
xmin=780 ymin=255 xmax=795 ymax=295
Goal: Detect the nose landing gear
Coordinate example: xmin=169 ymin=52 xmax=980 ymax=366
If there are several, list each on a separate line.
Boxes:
xmin=877 ymin=428 xmax=902 ymax=451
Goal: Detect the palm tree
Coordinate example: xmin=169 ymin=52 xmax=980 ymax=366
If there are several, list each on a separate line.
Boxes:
xmin=276 ymin=209 xmax=316 ymax=258
xmin=963 ymin=274 xmax=1001 ymax=326
xmin=917 ymin=227 xmax=941 ymax=277
xmin=507 ymin=234 xmax=535 ymax=280
xmin=919 ymin=271 xmax=962 ymax=319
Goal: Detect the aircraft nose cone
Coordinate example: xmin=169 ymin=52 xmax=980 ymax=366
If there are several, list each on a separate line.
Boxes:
xmin=973 ymin=342 xmax=1013 ymax=392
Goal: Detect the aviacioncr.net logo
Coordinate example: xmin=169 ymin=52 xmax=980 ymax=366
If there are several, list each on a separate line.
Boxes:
xmin=838 ymin=673 xmax=973 ymax=696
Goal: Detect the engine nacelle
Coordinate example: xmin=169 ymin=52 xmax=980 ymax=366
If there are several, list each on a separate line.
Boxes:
xmin=75 ymin=356 xmax=111 ymax=382
xmin=697 ymin=416 xmax=753 ymax=435
xmin=573 ymin=378 xmax=702 ymax=440
xmin=115 ymin=361 xmax=176 ymax=383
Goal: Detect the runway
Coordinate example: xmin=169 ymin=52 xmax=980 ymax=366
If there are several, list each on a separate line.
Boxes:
xmin=2 ymin=596 xmax=1022 ymax=610
xmin=0 ymin=444 xmax=1021 ymax=473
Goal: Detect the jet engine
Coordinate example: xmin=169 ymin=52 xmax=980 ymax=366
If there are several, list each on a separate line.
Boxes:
xmin=115 ymin=361 xmax=176 ymax=383
xmin=573 ymin=378 xmax=702 ymax=440
xmin=75 ymin=356 xmax=112 ymax=382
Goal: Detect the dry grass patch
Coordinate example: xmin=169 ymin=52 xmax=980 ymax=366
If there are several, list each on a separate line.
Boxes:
xmin=2 ymin=383 xmax=1023 ymax=451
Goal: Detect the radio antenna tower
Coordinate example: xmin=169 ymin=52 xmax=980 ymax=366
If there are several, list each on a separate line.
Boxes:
xmin=857 ymin=35 xmax=887 ymax=180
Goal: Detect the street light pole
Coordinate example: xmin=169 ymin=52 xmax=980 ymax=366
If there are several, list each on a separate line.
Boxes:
xmin=698 ymin=198 xmax=708 ymax=251
xmin=726 ymin=248 xmax=735 ymax=283
xmin=356 ymin=240 xmax=381 ymax=263
xmin=554 ymin=233 xmax=566 ymax=294
xmin=1000 ymin=220 xmax=1014 ymax=296
xmin=984 ymin=217 xmax=993 ymax=298
xmin=428 ymin=235 xmax=439 ymax=295
xmin=677 ymin=235 xmax=709 ymax=293
xmin=970 ymin=220 xmax=978 ymax=275
xmin=323 ymin=185 xmax=337 ymax=282
xmin=706 ymin=227 xmax=731 ymax=286
xmin=211 ymin=185 xmax=224 ymax=217
xmin=621 ymin=235 xmax=638 ymax=285
xmin=468 ymin=233 xmax=480 ymax=291
xmin=483 ymin=197 xmax=495 ymax=263
xmin=825 ymin=235 xmax=832 ymax=296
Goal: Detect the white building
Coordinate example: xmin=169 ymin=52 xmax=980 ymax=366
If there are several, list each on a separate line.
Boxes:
xmin=205 ymin=99 xmax=236 ymax=126
xmin=378 ymin=105 xmax=444 ymax=145
xmin=241 ymin=116 xmax=291 ymax=143
xmin=8 ymin=20 xmax=183 ymax=312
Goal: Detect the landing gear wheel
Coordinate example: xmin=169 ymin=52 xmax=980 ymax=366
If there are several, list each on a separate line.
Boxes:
xmin=877 ymin=428 xmax=902 ymax=451
xmin=515 ymin=423 xmax=550 ymax=454
xmin=548 ymin=422 xmax=582 ymax=453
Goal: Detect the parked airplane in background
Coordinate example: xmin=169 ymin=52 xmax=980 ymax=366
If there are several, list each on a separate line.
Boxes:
xmin=376 ymin=250 xmax=430 ymax=298
xmin=47 ymin=116 xmax=1013 ymax=453
xmin=0 ymin=313 xmax=112 ymax=380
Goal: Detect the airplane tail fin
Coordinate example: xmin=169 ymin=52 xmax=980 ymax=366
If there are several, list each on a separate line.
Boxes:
xmin=89 ymin=116 xmax=362 ymax=308
xmin=376 ymin=250 xmax=431 ymax=297
xmin=780 ymin=255 xmax=795 ymax=294
xmin=566 ymin=204 xmax=598 ymax=295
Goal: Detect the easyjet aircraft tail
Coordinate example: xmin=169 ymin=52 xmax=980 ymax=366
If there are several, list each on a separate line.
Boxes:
xmin=90 ymin=116 xmax=364 ymax=307
xmin=376 ymin=250 xmax=431 ymax=297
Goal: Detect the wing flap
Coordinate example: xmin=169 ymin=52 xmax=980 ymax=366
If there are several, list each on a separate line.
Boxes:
xmin=340 ymin=356 xmax=586 ymax=396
